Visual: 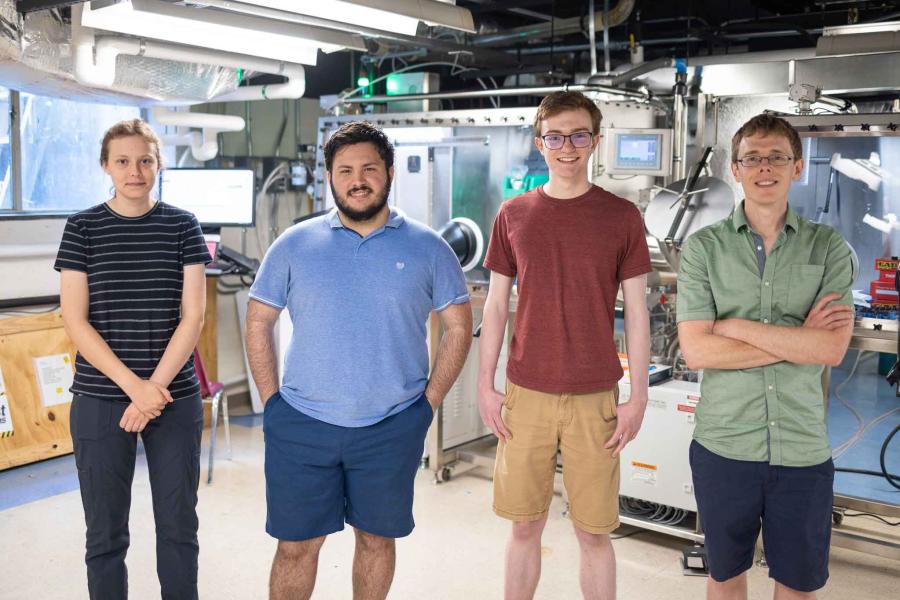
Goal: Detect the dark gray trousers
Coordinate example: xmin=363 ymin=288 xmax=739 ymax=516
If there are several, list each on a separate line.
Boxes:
xmin=70 ymin=394 xmax=203 ymax=600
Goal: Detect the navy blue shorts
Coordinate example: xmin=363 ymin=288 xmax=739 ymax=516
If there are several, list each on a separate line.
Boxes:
xmin=263 ymin=392 xmax=433 ymax=541
xmin=690 ymin=440 xmax=834 ymax=592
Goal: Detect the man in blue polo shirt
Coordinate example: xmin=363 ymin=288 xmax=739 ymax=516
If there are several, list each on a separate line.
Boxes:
xmin=245 ymin=121 xmax=473 ymax=600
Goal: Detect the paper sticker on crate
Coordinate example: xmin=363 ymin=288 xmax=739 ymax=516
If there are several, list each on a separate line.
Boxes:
xmin=33 ymin=354 xmax=75 ymax=407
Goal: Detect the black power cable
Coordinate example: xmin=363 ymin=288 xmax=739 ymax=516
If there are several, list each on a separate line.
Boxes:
xmin=836 ymin=467 xmax=900 ymax=479
xmin=881 ymin=424 xmax=900 ymax=490
xmin=841 ymin=512 xmax=899 ymax=527
xmin=834 ymin=424 xmax=900 ymax=490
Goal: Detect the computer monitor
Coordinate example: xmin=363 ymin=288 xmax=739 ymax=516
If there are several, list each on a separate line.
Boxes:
xmin=159 ymin=168 xmax=255 ymax=228
xmin=604 ymin=128 xmax=673 ymax=177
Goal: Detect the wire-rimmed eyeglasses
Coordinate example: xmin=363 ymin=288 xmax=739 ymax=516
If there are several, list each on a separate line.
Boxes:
xmin=735 ymin=154 xmax=794 ymax=167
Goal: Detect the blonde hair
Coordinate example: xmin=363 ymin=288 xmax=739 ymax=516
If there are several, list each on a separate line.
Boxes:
xmin=100 ymin=118 xmax=163 ymax=167
xmin=731 ymin=114 xmax=802 ymax=163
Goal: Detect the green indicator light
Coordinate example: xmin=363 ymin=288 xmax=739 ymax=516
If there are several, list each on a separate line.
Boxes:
xmin=386 ymin=77 xmax=400 ymax=94
xmin=357 ymin=76 xmax=370 ymax=88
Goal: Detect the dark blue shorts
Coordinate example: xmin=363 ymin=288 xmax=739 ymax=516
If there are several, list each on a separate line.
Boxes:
xmin=690 ymin=440 xmax=834 ymax=592
xmin=263 ymin=392 xmax=433 ymax=541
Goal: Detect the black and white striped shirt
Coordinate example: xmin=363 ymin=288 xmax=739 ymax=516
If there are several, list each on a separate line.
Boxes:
xmin=54 ymin=202 xmax=211 ymax=402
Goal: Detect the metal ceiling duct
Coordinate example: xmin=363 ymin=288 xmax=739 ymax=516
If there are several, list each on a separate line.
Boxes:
xmin=816 ymin=21 xmax=900 ymax=56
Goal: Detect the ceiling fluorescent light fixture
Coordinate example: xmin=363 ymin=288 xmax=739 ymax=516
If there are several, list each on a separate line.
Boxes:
xmin=82 ymin=0 xmax=367 ymax=65
xmin=235 ymin=0 xmax=476 ymax=36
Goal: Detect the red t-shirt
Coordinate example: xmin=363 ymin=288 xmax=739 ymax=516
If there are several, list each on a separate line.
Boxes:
xmin=484 ymin=185 xmax=651 ymax=393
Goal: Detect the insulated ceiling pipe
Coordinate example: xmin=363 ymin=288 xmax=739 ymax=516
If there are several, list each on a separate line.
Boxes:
xmin=99 ymin=37 xmax=306 ymax=101
xmin=71 ymin=4 xmax=116 ymax=89
xmin=472 ymin=0 xmax=635 ymax=47
xmin=72 ymin=5 xmax=306 ymax=101
xmin=121 ymin=37 xmax=306 ymax=101
xmin=151 ymin=107 xmax=245 ymax=162
xmin=82 ymin=37 xmax=306 ymax=102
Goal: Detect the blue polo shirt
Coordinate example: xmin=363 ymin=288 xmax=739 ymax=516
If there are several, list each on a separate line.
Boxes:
xmin=249 ymin=207 xmax=470 ymax=427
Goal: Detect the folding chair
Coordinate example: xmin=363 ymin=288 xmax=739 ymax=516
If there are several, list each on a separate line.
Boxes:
xmin=194 ymin=349 xmax=231 ymax=484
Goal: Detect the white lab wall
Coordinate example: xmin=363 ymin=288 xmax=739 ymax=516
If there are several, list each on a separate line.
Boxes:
xmin=0 ymin=219 xmax=66 ymax=302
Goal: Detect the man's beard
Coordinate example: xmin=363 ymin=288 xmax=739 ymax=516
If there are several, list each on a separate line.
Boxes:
xmin=331 ymin=176 xmax=391 ymax=222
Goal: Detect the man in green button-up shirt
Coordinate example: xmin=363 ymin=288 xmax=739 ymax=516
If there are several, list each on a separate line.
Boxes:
xmin=677 ymin=114 xmax=853 ymax=600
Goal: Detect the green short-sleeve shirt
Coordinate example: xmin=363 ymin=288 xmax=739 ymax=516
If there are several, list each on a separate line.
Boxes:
xmin=676 ymin=201 xmax=853 ymax=466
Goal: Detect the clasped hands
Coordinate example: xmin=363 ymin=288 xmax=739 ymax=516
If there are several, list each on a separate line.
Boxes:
xmin=119 ymin=379 xmax=173 ymax=433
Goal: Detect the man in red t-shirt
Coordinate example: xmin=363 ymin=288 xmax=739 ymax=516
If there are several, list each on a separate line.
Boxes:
xmin=478 ymin=91 xmax=652 ymax=599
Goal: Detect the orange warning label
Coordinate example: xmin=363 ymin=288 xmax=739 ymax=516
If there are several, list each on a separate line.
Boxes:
xmin=678 ymin=404 xmax=696 ymax=413
xmin=631 ymin=461 xmax=658 ymax=471
xmin=687 ymin=395 xmax=700 ymax=402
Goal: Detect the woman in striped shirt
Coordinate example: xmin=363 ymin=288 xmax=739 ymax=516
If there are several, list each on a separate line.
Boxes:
xmin=55 ymin=118 xmax=210 ymax=600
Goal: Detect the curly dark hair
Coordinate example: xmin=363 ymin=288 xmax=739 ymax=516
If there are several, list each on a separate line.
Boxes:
xmin=324 ymin=121 xmax=394 ymax=172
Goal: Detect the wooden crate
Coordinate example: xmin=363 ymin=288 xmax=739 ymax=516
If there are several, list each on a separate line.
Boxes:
xmin=0 ymin=313 xmax=75 ymax=470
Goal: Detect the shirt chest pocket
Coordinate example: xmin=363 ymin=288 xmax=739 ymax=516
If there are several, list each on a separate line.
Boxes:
xmin=783 ymin=264 xmax=825 ymax=317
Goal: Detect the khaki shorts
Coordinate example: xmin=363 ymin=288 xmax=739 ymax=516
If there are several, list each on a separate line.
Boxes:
xmin=493 ymin=381 xmax=620 ymax=534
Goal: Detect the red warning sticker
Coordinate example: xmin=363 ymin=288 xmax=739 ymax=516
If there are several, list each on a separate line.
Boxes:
xmin=677 ymin=404 xmax=696 ymax=413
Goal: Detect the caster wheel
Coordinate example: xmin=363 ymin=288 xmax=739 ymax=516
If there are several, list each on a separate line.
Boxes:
xmin=833 ymin=511 xmax=844 ymax=526
xmin=441 ymin=467 xmax=452 ymax=481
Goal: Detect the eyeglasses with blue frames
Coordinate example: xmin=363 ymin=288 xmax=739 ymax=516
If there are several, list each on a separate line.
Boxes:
xmin=735 ymin=154 xmax=794 ymax=168
xmin=539 ymin=131 xmax=595 ymax=150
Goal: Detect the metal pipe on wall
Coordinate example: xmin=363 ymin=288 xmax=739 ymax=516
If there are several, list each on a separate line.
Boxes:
xmin=696 ymin=93 xmax=708 ymax=149
xmin=587 ymin=57 xmax=675 ymax=86
xmin=672 ymin=93 xmax=687 ymax=181
xmin=671 ymin=60 xmax=689 ymax=182
xmin=589 ymin=0 xmax=598 ymax=75
xmin=510 ymin=29 xmax=825 ymax=57
xmin=603 ymin=0 xmax=612 ymax=74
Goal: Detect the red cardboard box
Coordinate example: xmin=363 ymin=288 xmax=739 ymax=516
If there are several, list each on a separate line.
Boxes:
xmin=876 ymin=258 xmax=898 ymax=283
xmin=870 ymin=280 xmax=899 ymax=305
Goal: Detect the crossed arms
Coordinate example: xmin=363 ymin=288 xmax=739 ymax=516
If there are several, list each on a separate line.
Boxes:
xmin=678 ymin=293 xmax=854 ymax=371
